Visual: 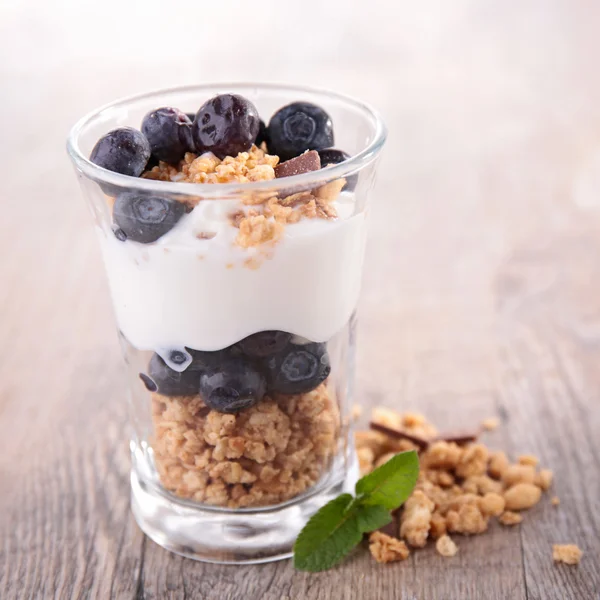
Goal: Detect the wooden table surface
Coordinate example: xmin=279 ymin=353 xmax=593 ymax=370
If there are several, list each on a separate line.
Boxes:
xmin=1 ymin=1 xmax=600 ymax=598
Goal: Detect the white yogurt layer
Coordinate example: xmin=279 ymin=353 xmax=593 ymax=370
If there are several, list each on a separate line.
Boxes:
xmin=98 ymin=192 xmax=366 ymax=355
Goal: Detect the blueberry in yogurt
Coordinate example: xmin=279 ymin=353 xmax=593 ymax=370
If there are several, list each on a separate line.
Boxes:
xmin=113 ymin=192 xmax=185 ymax=243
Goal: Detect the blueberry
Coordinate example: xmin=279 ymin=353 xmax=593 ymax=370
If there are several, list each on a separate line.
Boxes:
xmin=264 ymin=342 xmax=330 ymax=395
xmin=113 ymin=193 xmax=185 ymax=243
xmin=113 ymin=227 xmax=127 ymax=242
xmin=255 ymin=119 xmax=270 ymax=148
xmin=199 ymin=357 xmax=266 ymax=413
xmin=239 ymin=331 xmax=291 ymax=358
xmin=144 ymin=354 xmax=200 ymax=396
xmin=192 ymin=94 xmax=260 ymax=159
xmin=268 ymin=102 xmax=334 ymax=161
xmin=90 ymin=127 xmax=150 ymax=177
xmin=187 ymin=347 xmax=234 ymax=370
xmin=141 ymin=107 xmax=194 ymax=164
xmin=317 ymin=149 xmax=357 ymax=191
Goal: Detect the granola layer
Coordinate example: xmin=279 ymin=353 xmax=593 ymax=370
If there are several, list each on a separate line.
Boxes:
xmin=151 ymin=383 xmax=340 ymax=508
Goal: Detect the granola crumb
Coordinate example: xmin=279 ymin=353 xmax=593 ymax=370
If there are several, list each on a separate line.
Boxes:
xmin=400 ymin=490 xmax=435 ymax=547
xmin=552 ymin=544 xmax=583 ymax=565
xmin=368 ymin=532 xmax=410 ymax=563
xmin=551 ymin=496 xmax=560 ymax=506
xmin=502 ymin=464 xmax=536 ymax=487
xmin=488 ymin=451 xmax=510 ymax=479
xmin=357 ymin=446 xmax=375 ymax=475
xmin=518 ymin=454 xmax=539 ymax=467
xmin=436 ymin=534 xmax=458 ymax=557
xmin=499 ymin=511 xmax=523 ymax=526
xmin=429 ymin=512 xmax=448 ymax=539
xmin=504 ymin=483 xmax=542 ymax=511
xmin=236 ymin=215 xmax=284 ymax=248
xmin=478 ymin=492 xmax=506 ymax=517
xmin=481 ymin=417 xmax=500 ymax=431
xmin=535 ymin=469 xmax=554 ymax=491
xmin=314 ymin=178 xmax=346 ymax=203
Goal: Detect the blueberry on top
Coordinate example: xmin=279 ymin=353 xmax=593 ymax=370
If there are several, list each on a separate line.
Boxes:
xmin=268 ymin=102 xmax=334 ymax=161
xmin=141 ymin=107 xmax=194 ymax=164
xmin=90 ymin=127 xmax=151 ymax=177
xmin=317 ymin=148 xmax=357 ymax=191
xmin=238 ymin=331 xmax=291 ymax=358
xmin=113 ymin=193 xmax=185 ymax=243
xmin=144 ymin=354 xmax=201 ymax=396
xmin=192 ymin=94 xmax=260 ymax=160
xmin=264 ymin=342 xmax=331 ymax=395
xmin=199 ymin=357 xmax=266 ymax=413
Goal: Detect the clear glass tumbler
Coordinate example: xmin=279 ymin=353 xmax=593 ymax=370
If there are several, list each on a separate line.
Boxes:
xmin=67 ymin=83 xmax=386 ymax=563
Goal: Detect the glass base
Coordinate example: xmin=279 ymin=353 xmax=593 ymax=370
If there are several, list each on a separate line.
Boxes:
xmin=130 ymin=443 xmax=359 ymax=564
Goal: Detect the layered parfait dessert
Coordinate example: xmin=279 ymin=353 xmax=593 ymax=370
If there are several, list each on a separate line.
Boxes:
xmin=87 ymin=92 xmax=368 ymax=509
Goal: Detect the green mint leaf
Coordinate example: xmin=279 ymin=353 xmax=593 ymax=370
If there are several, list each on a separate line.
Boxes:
xmin=355 ymin=450 xmax=420 ymax=510
xmin=293 ymin=450 xmax=419 ymax=572
xmin=354 ymin=504 xmax=392 ymax=533
xmin=293 ymin=494 xmax=362 ymax=572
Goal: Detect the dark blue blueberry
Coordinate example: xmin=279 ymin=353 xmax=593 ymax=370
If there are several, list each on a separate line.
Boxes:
xmin=141 ymin=107 xmax=194 ymax=164
xmin=199 ymin=358 xmax=266 ymax=413
xmin=113 ymin=193 xmax=185 ymax=243
xmin=145 ymin=354 xmax=201 ymax=396
xmin=187 ymin=347 xmax=235 ymax=371
xmin=113 ymin=227 xmax=127 ymax=242
xmin=317 ymin=149 xmax=357 ymax=191
xmin=264 ymin=342 xmax=330 ymax=395
xmin=239 ymin=331 xmax=291 ymax=358
xmin=267 ymin=102 xmax=334 ymax=161
xmin=139 ymin=372 xmax=158 ymax=392
xmin=192 ymin=94 xmax=260 ymax=159
xmin=90 ymin=127 xmax=150 ymax=177
xmin=255 ymin=119 xmax=270 ymax=148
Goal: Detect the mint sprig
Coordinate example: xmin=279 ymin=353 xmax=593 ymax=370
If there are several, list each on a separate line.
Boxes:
xmin=293 ymin=450 xmax=419 ymax=572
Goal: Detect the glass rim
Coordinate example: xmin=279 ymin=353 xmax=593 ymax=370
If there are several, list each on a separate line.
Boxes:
xmin=66 ymin=82 xmax=387 ymax=197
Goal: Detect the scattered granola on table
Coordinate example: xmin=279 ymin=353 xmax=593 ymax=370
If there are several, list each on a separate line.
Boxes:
xmin=355 ymin=407 xmax=580 ymax=566
xmin=552 ymin=544 xmax=583 ymax=565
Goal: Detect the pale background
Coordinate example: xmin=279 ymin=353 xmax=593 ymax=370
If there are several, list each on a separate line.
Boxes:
xmin=1 ymin=1 xmax=599 ymax=598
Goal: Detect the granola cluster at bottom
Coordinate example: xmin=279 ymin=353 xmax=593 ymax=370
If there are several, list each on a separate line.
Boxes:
xmin=151 ymin=383 xmax=340 ymax=508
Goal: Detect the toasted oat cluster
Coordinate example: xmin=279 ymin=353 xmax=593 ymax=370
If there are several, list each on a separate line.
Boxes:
xmin=151 ymin=383 xmax=340 ymax=508
xmin=140 ymin=146 xmax=343 ymax=251
xmin=357 ymin=407 xmax=563 ymax=564
xmin=552 ymin=544 xmax=583 ymax=565
xmin=368 ymin=532 xmax=410 ymax=563
xmin=143 ymin=146 xmax=279 ymax=185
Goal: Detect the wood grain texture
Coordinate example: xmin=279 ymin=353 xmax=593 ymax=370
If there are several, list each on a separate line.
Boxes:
xmin=1 ymin=0 xmax=600 ymax=598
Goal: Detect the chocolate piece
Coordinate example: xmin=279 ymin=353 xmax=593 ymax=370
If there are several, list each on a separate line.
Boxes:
xmin=435 ymin=429 xmax=481 ymax=446
xmin=369 ymin=422 xmax=430 ymax=450
xmin=274 ymin=150 xmax=321 ymax=179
